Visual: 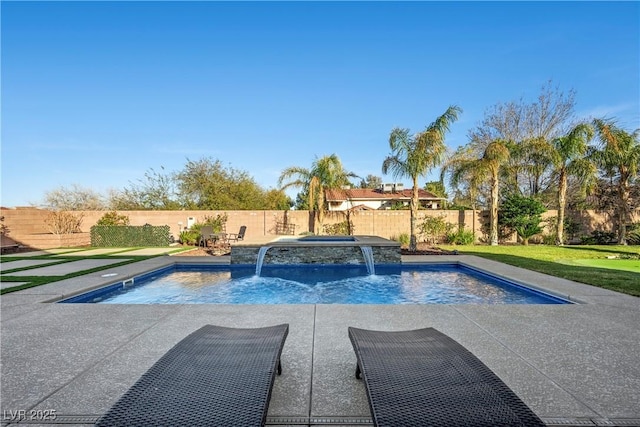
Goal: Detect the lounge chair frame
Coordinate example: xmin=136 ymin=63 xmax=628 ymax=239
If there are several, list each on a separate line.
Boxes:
xmin=348 ymin=326 xmax=545 ymax=427
xmin=96 ymin=324 xmax=289 ymax=427
xmin=227 ymin=225 xmax=246 ymax=242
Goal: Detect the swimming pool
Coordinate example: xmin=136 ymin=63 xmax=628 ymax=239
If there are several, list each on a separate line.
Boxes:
xmin=60 ymin=264 xmax=569 ymax=305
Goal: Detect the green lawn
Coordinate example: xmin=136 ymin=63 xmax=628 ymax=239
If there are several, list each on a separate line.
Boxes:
xmin=437 ymin=244 xmax=640 ymax=297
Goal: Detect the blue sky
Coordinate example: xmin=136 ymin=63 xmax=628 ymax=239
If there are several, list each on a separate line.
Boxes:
xmin=2 ymin=1 xmax=638 ymax=207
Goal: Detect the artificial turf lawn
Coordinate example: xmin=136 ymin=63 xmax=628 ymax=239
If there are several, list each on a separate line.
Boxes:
xmin=437 ymin=244 xmax=640 ymax=297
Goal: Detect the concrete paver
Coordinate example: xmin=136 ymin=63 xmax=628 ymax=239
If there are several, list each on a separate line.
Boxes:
xmin=8 ymin=259 xmax=131 ymax=277
xmin=56 ymin=248 xmax=133 ymax=257
xmin=1 ymin=249 xmax=81 ymax=258
xmin=1 ymin=255 xmax=639 ymax=426
xmin=112 ymin=248 xmax=178 ymax=256
xmin=0 ymin=281 xmax=29 ymax=291
xmin=0 ymin=259 xmax=60 ymax=272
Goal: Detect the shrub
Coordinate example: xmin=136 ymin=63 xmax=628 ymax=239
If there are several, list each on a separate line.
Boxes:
xmin=580 ymin=230 xmax=616 ymax=245
xmin=627 ymin=223 xmax=640 ymax=245
xmin=419 ymin=215 xmax=453 ymax=244
xmin=202 ymin=214 xmax=228 ymax=233
xmin=390 ymin=233 xmax=410 ymax=246
xmin=445 ymin=229 xmax=475 ymax=245
xmin=499 ymin=194 xmax=546 ymax=245
xmin=96 ymin=211 xmax=130 ymax=226
xmin=45 ymin=211 xmax=83 ymax=234
xmin=179 ymin=229 xmax=201 ymax=245
xmin=323 ymin=220 xmax=354 ymax=235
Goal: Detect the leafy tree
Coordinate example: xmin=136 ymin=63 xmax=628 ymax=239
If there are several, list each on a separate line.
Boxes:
xmin=547 ymin=122 xmax=596 ymax=245
xmin=278 ymin=154 xmax=358 ymax=233
xmin=264 ymin=189 xmax=293 ymax=210
xmin=499 ymin=193 xmax=546 ymax=245
xmin=96 ymin=211 xmax=130 ymax=226
xmin=43 ymin=184 xmax=106 ymax=210
xmin=382 ymin=105 xmax=461 ymax=251
xmin=359 ymin=174 xmax=383 ymax=189
xmin=176 ymin=158 xmax=271 ymax=210
xmin=110 ymin=167 xmax=180 ymax=210
xmin=592 ymin=119 xmax=640 ymax=244
xmin=424 ymin=181 xmax=448 ymax=199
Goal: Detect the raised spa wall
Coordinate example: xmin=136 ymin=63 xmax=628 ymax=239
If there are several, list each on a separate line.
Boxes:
xmin=230 ymin=235 xmax=401 ymax=265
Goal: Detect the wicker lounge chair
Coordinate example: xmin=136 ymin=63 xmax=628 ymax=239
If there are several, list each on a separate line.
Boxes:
xmin=96 ymin=324 xmax=289 ymax=427
xmin=348 ymin=327 xmax=545 ymax=427
xmin=198 ymin=225 xmax=214 ymax=248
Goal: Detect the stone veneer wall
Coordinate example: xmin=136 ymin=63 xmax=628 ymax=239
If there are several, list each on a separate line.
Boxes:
xmin=231 ymin=244 xmax=401 ymax=265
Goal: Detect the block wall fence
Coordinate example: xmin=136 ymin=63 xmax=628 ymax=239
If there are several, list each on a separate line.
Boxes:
xmin=1 ymin=206 xmax=634 ymax=249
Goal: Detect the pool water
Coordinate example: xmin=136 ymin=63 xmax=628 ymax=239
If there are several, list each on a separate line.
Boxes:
xmin=60 ymin=264 xmax=569 ymax=305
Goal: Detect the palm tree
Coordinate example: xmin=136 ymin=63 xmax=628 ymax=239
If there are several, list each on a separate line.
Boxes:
xmin=382 ymin=105 xmax=461 ymax=251
xmin=548 ymin=123 xmax=595 ymax=245
xmin=278 ymin=154 xmax=358 ymax=234
xmin=443 ymin=140 xmax=510 ymax=246
xmin=592 ymin=119 xmax=640 ymax=244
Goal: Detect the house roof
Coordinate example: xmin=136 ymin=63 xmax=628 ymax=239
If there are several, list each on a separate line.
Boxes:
xmin=325 ymin=188 xmax=443 ymax=202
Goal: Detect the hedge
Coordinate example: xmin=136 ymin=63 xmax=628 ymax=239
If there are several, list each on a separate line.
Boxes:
xmin=90 ymin=225 xmax=170 ymax=247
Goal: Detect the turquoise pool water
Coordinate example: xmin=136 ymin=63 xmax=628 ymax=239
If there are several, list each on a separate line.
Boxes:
xmin=60 ymin=264 xmax=569 ymax=305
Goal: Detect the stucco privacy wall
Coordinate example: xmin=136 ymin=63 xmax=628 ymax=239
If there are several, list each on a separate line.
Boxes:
xmin=1 ymin=207 xmax=633 ymax=249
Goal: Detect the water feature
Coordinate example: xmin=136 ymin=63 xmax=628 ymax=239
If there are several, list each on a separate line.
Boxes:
xmin=360 ymin=246 xmax=375 ymax=275
xmin=231 ymin=235 xmax=402 ymax=265
xmin=255 ymin=246 xmax=270 ymax=276
xmin=254 ymin=242 xmax=377 ymax=277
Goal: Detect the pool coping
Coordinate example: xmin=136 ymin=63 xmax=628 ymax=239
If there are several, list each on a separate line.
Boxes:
xmin=2 ymin=255 xmax=639 ymax=426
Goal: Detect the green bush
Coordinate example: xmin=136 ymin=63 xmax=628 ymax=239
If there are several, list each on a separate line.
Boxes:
xmin=499 ymin=194 xmax=546 ymax=245
xmin=179 ymin=229 xmax=201 ymax=245
xmin=445 ymin=229 xmax=475 ymax=245
xmin=91 ymin=224 xmax=170 ymax=247
xmin=580 ymin=230 xmax=616 ymax=245
xmin=323 ymin=220 xmax=354 ymax=235
xmin=96 ymin=211 xmax=130 ymax=226
xmin=202 ymin=213 xmax=228 ymax=233
xmin=419 ymin=216 xmax=453 ymax=244
xmin=627 ymin=223 xmax=640 ymax=245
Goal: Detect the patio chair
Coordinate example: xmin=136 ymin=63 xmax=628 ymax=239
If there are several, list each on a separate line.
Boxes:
xmin=227 ymin=225 xmax=246 ymax=242
xmin=96 ymin=324 xmax=289 ymax=427
xmin=348 ymin=327 xmax=545 ymax=427
xmin=198 ymin=225 xmax=214 ymax=247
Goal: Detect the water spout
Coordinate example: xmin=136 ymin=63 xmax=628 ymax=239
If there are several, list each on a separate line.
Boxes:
xmin=255 ymin=246 xmax=270 ymax=276
xmin=360 ymin=246 xmax=375 ymax=275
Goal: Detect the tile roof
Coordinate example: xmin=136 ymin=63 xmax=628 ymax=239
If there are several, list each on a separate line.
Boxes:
xmin=325 ymin=188 xmax=443 ymax=201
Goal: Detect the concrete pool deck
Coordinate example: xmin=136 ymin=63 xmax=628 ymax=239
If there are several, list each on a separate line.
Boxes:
xmin=1 ymin=255 xmax=639 ymax=426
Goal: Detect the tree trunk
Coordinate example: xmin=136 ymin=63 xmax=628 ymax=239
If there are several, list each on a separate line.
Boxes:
xmin=409 ymin=177 xmax=419 ymax=251
xmin=556 ymin=169 xmax=567 ymax=246
xmin=490 ymin=170 xmax=499 ymax=246
xmin=618 ymin=179 xmax=629 ymax=245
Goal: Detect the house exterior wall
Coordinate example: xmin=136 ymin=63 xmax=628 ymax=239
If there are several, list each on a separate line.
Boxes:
xmin=1 ymin=206 xmax=635 ymax=249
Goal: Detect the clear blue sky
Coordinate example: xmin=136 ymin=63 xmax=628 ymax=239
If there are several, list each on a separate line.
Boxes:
xmin=2 ymin=1 xmax=638 ymax=207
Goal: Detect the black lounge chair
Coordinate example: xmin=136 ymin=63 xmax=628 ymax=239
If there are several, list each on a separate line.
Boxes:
xmin=96 ymin=324 xmax=289 ymax=427
xmin=228 ymin=225 xmax=246 ymax=242
xmin=348 ymin=327 xmax=546 ymax=427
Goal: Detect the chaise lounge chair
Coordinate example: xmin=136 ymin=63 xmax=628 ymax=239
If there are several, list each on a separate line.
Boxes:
xmin=348 ymin=327 xmax=545 ymax=427
xmin=227 ymin=225 xmax=246 ymax=242
xmin=96 ymin=324 xmax=289 ymax=427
